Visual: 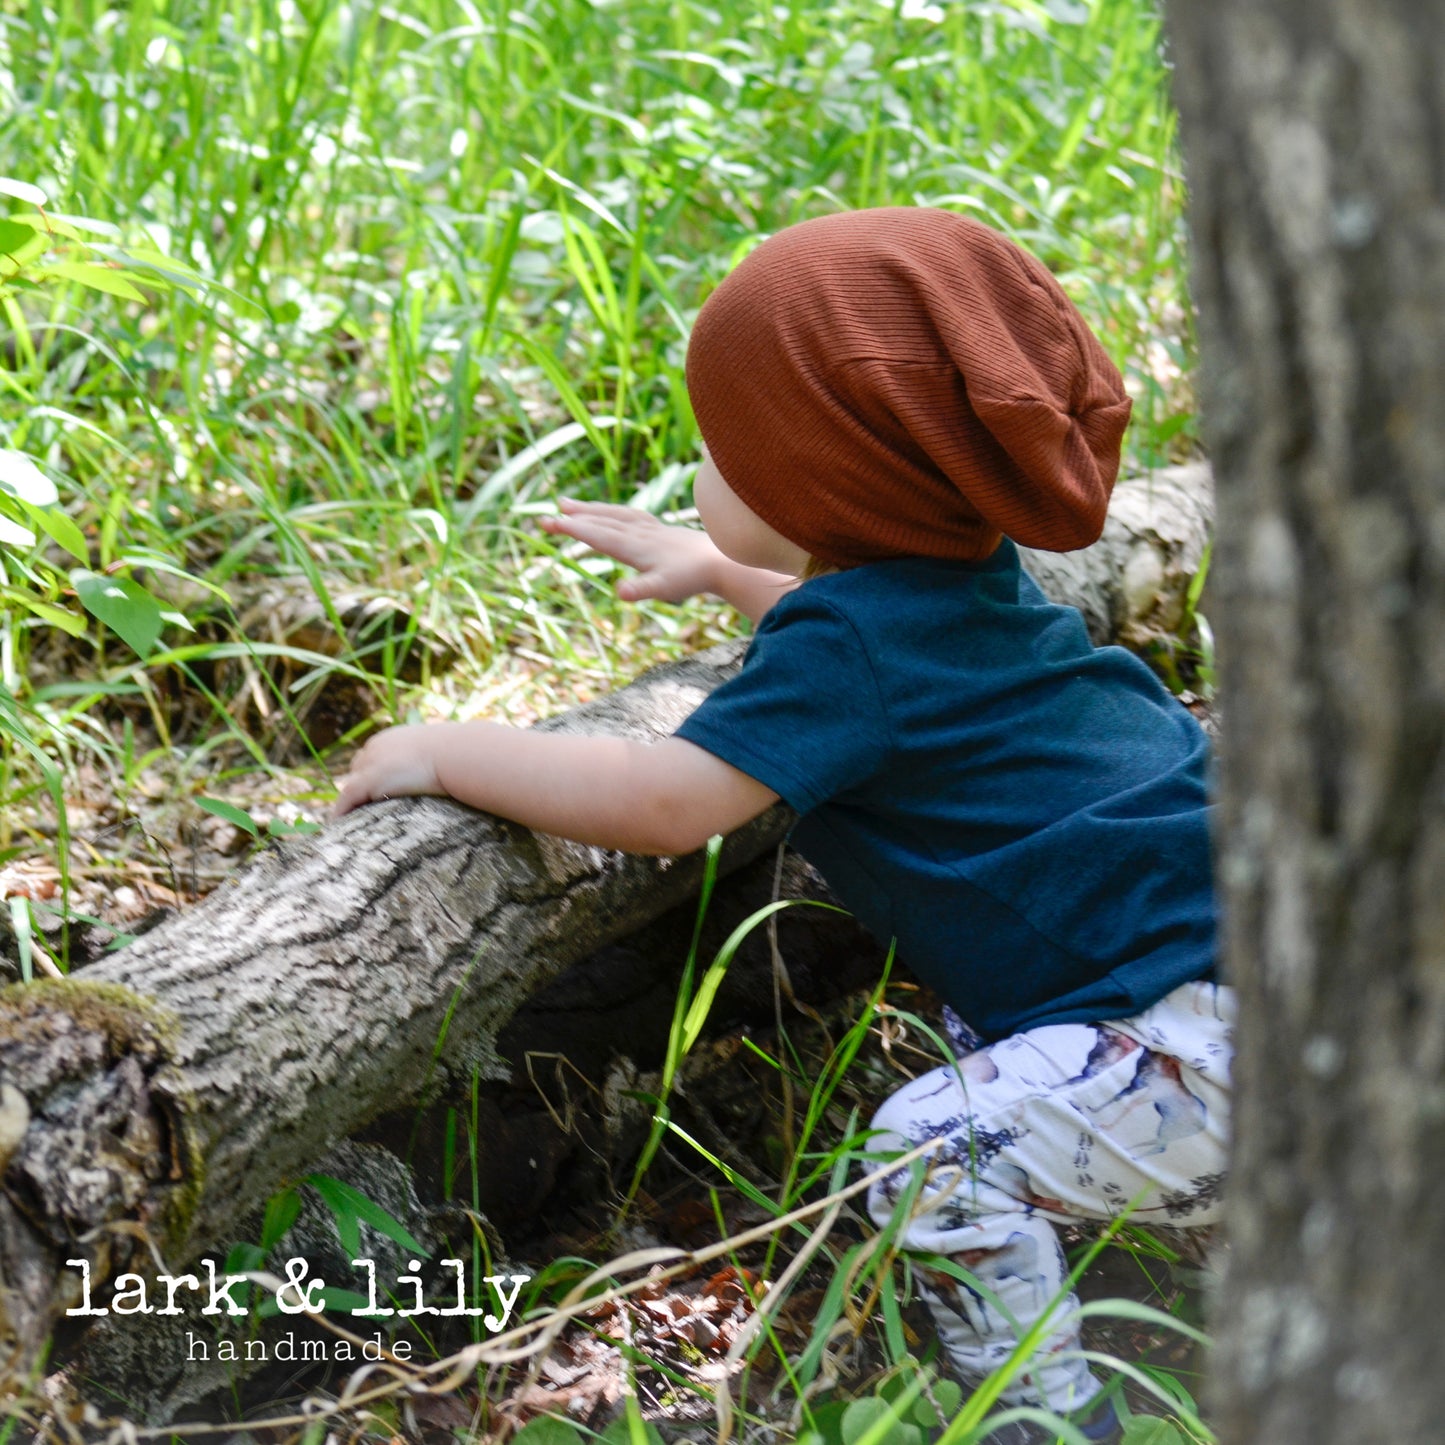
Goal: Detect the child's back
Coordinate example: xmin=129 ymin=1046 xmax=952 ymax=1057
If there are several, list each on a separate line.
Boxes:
xmin=678 ymin=541 xmax=1215 ymax=1040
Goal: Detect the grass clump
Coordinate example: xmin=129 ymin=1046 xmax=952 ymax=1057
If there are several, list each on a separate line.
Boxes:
xmin=155 ymin=922 xmax=1216 ymax=1444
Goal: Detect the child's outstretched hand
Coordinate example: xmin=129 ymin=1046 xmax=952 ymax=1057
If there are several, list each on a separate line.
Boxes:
xmin=332 ymin=723 xmax=445 ymax=816
xmin=539 ymin=498 xmax=722 ymax=604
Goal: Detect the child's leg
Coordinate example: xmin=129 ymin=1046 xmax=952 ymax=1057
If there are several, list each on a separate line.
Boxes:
xmin=866 ymin=981 xmax=1233 ymax=1415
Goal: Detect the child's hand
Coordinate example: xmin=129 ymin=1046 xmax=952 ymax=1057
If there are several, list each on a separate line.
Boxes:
xmin=332 ymin=724 xmax=447 ymax=816
xmin=539 ymin=499 xmax=722 ymax=604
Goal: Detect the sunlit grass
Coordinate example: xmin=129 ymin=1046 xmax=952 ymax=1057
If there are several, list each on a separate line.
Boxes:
xmin=0 ymin=0 xmax=1190 ymax=875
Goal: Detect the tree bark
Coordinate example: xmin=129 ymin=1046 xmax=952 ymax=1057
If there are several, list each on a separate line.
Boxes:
xmin=1165 ymin=7 xmax=1445 ymax=1442
xmin=0 ymin=466 xmax=1213 ymax=1382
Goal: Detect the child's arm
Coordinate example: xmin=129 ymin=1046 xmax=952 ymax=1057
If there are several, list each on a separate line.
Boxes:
xmin=333 ymin=500 xmax=794 ymax=845
xmin=332 ymin=721 xmax=779 ymax=856
xmin=539 ymin=499 xmax=797 ymax=624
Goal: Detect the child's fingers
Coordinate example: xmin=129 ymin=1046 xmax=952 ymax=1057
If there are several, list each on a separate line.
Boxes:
xmin=551 ymin=498 xmax=679 ymax=537
xmin=332 ymin=774 xmax=370 ymax=817
xmin=618 ymin=566 xmax=697 ymax=605
xmin=541 ymin=514 xmax=617 ymax=551
xmin=540 ymin=503 xmax=706 ymax=603
xmin=617 ymin=573 xmax=663 ymax=602
xmin=555 ymin=497 xmax=643 ymax=521
xmin=544 ymin=511 xmax=655 ymax=566
xmin=542 ymin=510 xmax=628 ymax=539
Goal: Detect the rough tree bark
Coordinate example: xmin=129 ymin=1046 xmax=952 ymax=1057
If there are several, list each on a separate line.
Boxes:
xmin=1166 ymin=7 xmax=1445 ymax=1442
xmin=0 ymin=467 xmax=1212 ymax=1383
xmin=0 ymin=649 xmax=786 ymax=1378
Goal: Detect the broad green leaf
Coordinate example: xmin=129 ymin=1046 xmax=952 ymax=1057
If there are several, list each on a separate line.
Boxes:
xmin=196 ymin=796 xmax=259 ymax=837
xmin=44 ymin=211 xmax=121 ymax=238
xmin=0 ymin=219 xmax=32 ymax=255
xmin=260 ymin=1186 xmax=302 ymax=1250
xmin=935 ymin=1380 xmax=964 ymax=1415
xmin=224 ymin=1241 xmax=265 ymax=1276
xmin=315 ymin=1287 xmax=371 ymax=1314
xmin=1121 ymin=1419 xmax=1187 ymax=1445
xmin=0 ymin=177 xmax=46 ymax=207
xmin=511 ymin=1419 xmax=584 ymax=1445
xmin=7 ymin=595 xmax=86 ymax=636
xmin=842 ymin=1397 xmax=922 ymax=1445
xmin=912 ymin=1378 xmax=963 ymax=1427
xmin=25 ymin=501 xmax=87 ymax=562
xmin=71 ymin=569 xmax=164 ymax=656
xmin=267 ymin=817 xmax=321 ymax=838
xmin=804 ymin=1402 xmax=851 ymax=1445
xmin=302 ymin=1173 xmax=426 ymax=1258
xmin=0 ymin=451 xmax=58 ymax=506
xmin=256 ymin=1285 xmax=371 ymax=1320
xmin=0 ymin=229 xmax=48 ymax=268
xmin=2 ymin=213 xmax=56 ymax=235
xmin=91 ymin=245 xmax=201 ymax=291
xmin=37 ymin=260 xmax=146 ymax=302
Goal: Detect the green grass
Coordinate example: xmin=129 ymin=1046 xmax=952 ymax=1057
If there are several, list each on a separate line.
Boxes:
xmin=0 ymin=0 xmax=1191 ymax=855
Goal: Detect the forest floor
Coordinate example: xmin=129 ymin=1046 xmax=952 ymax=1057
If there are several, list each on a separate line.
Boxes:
xmin=19 ymin=769 xmax=1217 ymax=1445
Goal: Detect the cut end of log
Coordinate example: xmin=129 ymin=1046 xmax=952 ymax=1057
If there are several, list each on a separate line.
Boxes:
xmin=0 ymin=979 xmax=190 ymax=1381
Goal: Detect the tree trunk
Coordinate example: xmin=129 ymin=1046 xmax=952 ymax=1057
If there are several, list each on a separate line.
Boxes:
xmin=1165 ymin=7 xmax=1445 ymax=1442
xmin=0 ymin=467 xmax=1213 ymax=1382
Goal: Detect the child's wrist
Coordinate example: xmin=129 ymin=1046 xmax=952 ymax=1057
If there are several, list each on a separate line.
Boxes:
xmin=697 ymin=548 xmax=732 ymax=600
xmin=425 ymin=720 xmax=487 ymax=802
xmin=709 ymin=549 xmax=764 ymax=600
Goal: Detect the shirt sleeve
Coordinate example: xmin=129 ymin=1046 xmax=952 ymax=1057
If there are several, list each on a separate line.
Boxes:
xmin=673 ymin=590 xmax=891 ymax=814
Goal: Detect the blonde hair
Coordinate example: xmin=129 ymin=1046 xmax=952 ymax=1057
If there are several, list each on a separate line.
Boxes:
xmin=801 ymin=555 xmax=839 ymax=581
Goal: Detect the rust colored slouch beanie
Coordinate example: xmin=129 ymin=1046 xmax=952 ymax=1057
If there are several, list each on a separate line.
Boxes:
xmin=685 ymin=207 xmax=1132 ymax=567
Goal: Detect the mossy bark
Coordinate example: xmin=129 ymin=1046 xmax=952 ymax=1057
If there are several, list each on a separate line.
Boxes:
xmin=0 ymin=642 xmax=786 ymax=1375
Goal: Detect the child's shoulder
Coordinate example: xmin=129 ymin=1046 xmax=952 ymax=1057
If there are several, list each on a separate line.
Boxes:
xmin=760 ymin=539 xmax=1163 ymax=700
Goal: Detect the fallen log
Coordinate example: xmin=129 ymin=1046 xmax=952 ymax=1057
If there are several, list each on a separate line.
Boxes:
xmin=0 ymin=464 xmax=1212 ymax=1382
xmin=70 ymin=850 xmax=887 ymax=1425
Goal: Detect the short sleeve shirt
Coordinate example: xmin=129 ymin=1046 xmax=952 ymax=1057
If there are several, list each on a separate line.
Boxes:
xmin=674 ymin=541 xmax=1216 ymax=1040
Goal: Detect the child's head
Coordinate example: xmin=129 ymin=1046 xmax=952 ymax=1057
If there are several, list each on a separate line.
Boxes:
xmin=685 ymin=207 xmax=1132 ymax=570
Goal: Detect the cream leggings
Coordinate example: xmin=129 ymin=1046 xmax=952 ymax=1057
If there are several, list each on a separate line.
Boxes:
xmin=865 ymin=980 xmax=1233 ymax=1414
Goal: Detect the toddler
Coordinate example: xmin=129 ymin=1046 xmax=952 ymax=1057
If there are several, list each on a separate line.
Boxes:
xmin=335 ymin=208 xmax=1231 ymax=1444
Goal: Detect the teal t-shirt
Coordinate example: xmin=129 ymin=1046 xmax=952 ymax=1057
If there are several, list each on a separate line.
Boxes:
xmin=674 ymin=540 xmax=1216 ymax=1040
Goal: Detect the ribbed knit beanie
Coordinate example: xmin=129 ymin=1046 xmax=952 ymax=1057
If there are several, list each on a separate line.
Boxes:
xmin=685 ymin=207 xmax=1132 ymax=567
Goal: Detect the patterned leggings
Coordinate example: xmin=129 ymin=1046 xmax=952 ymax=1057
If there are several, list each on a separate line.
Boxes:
xmin=865 ymin=981 xmax=1233 ymax=1414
